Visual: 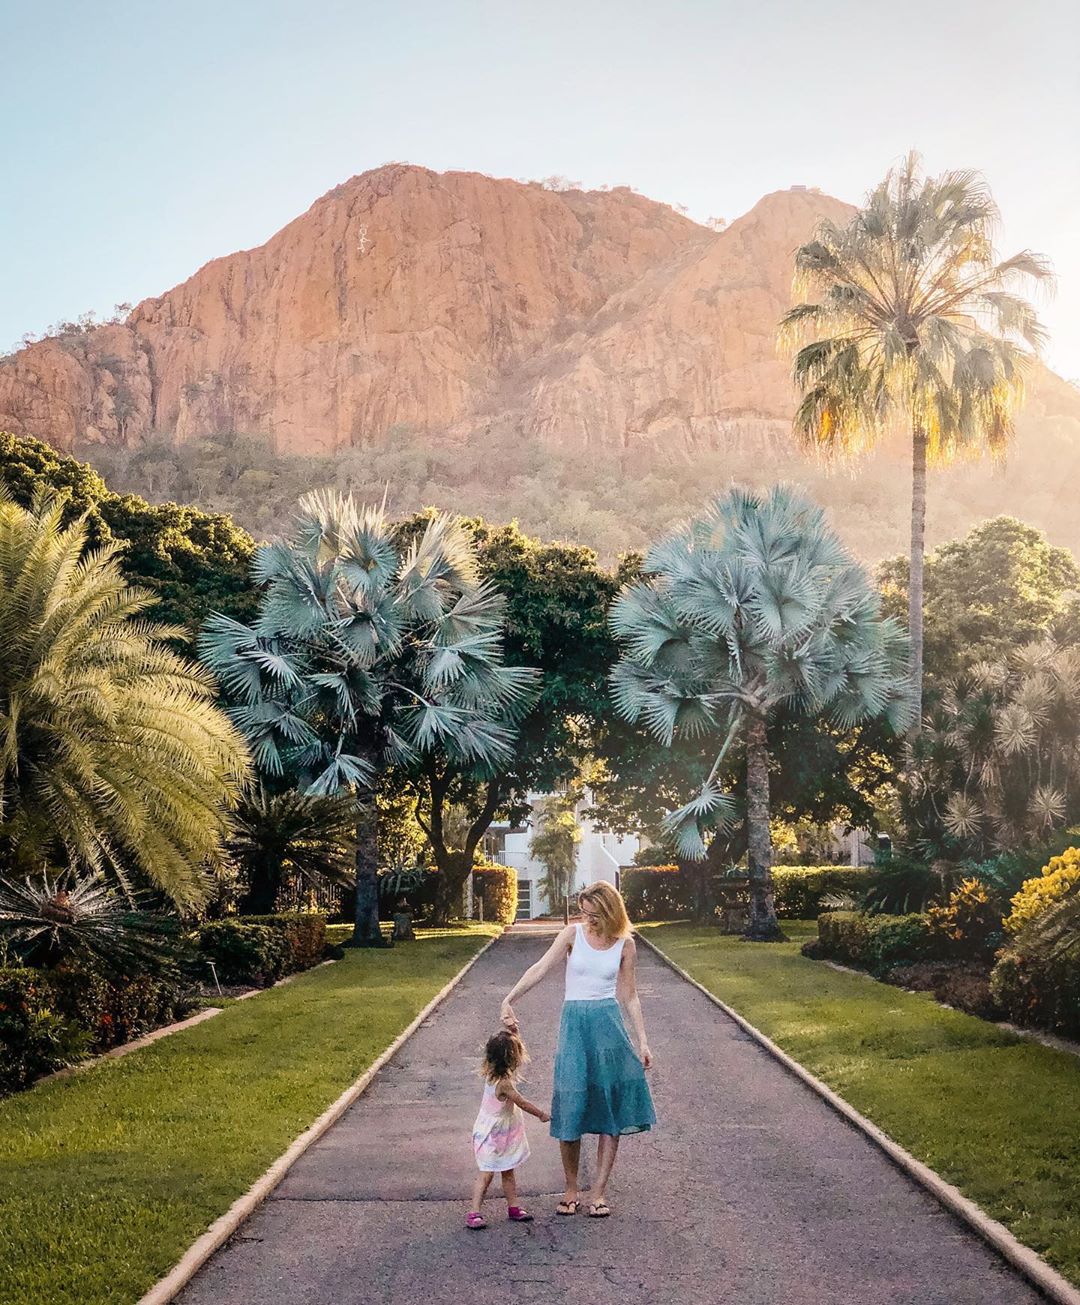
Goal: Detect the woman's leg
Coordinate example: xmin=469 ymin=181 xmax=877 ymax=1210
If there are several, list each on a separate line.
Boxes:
xmin=592 ymin=1134 xmax=620 ymax=1203
xmin=559 ymin=1139 xmax=582 ymax=1205
xmin=500 ymin=1168 xmax=518 ymax=1207
xmin=470 ymin=1170 xmax=493 ymax=1211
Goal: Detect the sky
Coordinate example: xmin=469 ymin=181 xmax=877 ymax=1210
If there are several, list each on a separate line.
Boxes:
xmin=4 ymin=0 xmax=1078 ymax=377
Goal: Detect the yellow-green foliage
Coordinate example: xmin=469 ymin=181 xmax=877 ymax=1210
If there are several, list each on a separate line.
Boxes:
xmin=1005 ymin=848 xmax=1080 ymax=934
xmin=926 ymin=878 xmax=1004 ymax=958
xmin=472 ymin=864 xmax=517 ymax=924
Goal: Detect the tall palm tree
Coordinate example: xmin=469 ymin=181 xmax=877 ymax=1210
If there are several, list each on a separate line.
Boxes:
xmin=0 ymin=487 xmax=249 ymax=908
xmin=199 ymin=491 xmax=539 ymax=945
xmin=781 ymin=153 xmax=1052 ymax=720
xmin=609 ymin=486 xmax=911 ymax=939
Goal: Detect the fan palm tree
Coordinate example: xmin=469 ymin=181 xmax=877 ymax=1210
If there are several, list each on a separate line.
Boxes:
xmin=227 ymin=788 xmax=357 ymax=914
xmin=199 ymin=491 xmax=540 ymax=945
xmin=609 ymin=486 xmax=911 ymax=939
xmin=0 ymin=487 xmax=249 ymax=908
xmin=781 ymin=153 xmax=1052 ymax=720
xmin=909 ymin=641 xmax=1080 ymax=857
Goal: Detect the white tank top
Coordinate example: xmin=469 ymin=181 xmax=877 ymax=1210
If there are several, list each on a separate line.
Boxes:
xmin=564 ymin=923 xmax=625 ymax=1001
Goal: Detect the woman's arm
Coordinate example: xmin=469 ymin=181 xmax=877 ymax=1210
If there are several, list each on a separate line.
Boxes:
xmin=617 ymin=936 xmax=653 ymax=1069
xmin=500 ymin=924 xmax=574 ymax=1030
xmin=496 ymin=1081 xmax=551 ymax=1123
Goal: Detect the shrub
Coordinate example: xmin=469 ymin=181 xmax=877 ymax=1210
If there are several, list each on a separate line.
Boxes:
xmin=472 ymin=865 xmax=517 ymax=925
xmin=197 ymin=921 xmax=289 ymax=986
xmin=621 ymin=866 xmax=693 ymax=922
xmin=1004 ymin=847 xmax=1080 ymax=934
xmin=243 ymin=912 xmax=328 ymax=971
xmin=926 ymin=878 xmax=1006 ymax=959
xmin=991 ymin=947 xmax=1080 ymax=1039
xmin=863 ymin=855 xmax=955 ymax=914
xmin=771 ymin=866 xmax=873 ymax=918
xmin=0 ymin=969 xmax=89 ymax=1094
xmin=816 ymin=910 xmax=932 ymax=974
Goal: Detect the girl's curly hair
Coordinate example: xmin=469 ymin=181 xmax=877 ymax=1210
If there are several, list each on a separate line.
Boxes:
xmin=481 ymin=1029 xmax=529 ymax=1083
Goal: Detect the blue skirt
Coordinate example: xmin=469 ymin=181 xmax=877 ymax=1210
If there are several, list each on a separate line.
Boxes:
xmin=549 ymin=998 xmax=656 ymax=1141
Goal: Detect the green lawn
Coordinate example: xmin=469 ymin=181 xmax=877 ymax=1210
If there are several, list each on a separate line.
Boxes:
xmin=0 ymin=925 xmax=498 ymax=1305
xmin=645 ymin=921 xmax=1080 ymax=1285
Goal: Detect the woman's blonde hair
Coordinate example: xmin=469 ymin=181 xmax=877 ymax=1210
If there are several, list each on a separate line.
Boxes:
xmin=578 ymin=880 xmax=631 ymax=941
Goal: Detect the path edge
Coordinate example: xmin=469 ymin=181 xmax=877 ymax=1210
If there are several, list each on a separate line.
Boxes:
xmin=137 ymin=930 xmax=502 ymax=1305
xmin=638 ymin=932 xmax=1080 ymax=1305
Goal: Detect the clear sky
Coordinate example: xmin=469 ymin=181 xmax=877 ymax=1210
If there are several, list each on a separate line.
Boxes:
xmin=4 ymin=0 xmax=1078 ymax=377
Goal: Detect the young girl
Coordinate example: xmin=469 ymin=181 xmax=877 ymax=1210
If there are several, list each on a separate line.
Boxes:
xmin=467 ymin=1029 xmax=550 ymax=1229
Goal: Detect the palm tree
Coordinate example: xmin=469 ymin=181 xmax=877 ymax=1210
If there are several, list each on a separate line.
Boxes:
xmin=781 ymin=153 xmax=1052 ymax=720
xmin=227 ymin=788 xmax=356 ymax=914
xmin=909 ymin=641 xmax=1080 ymax=857
xmin=609 ymin=486 xmax=911 ymax=939
xmin=0 ymin=487 xmax=249 ymax=908
xmin=199 ymin=491 xmax=540 ymax=945
xmin=529 ymin=793 xmax=582 ymax=914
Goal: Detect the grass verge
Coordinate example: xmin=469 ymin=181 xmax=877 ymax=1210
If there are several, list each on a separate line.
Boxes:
xmin=0 ymin=924 xmax=498 ymax=1305
xmin=645 ymin=921 xmax=1080 ymax=1286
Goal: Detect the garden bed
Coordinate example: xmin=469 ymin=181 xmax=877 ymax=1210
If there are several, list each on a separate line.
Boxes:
xmin=0 ymin=924 xmax=497 ymax=1305
xmin=644 ymin=921 xmax=1080 ymax=1287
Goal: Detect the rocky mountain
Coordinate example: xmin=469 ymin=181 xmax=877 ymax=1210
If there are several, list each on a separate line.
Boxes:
xmin=2 ymin=164 xmax=1078 ymax=560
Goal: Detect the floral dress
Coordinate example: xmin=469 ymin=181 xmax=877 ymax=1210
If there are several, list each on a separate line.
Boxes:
xmin=472 ymin=1078 xmax=531 ymax=1172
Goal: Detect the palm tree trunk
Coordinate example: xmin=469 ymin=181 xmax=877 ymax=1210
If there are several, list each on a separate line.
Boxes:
xmin=744 ymin=712 xmax=784 ymax=941
xmin=908 ymin=424 xmax=927 ymax=729
xmin=350 ymin=787 xmax=384 ymax=946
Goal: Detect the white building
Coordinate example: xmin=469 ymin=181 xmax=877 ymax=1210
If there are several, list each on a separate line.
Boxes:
xmin=484 ymin=793 xmax=639 ymax=921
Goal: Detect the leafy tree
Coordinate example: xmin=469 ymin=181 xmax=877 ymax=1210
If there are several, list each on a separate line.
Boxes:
xmin=529 ymin=792 xmax=583 ymax=912
xmin=878 ymin=517 xmax=1080 ymax=687
xmin=0 ymin=488 xmax=250 ymax=908
xmin=908 ymin=642 xmax=1080 ymax=858
xmin=609 ymin=486 xmax=911 ymax=939
xmin=392 ymin=515 xmax=624 ymax=918
xmin=0 ymin=431 xmax=257 ymax=645
xmin=782 ymin=154 xmax=1052 ymax=720
xmin=199 ymin=491 xmax=539 ymax=944
xmin=227 ymin=789 xmax=356 ymax=914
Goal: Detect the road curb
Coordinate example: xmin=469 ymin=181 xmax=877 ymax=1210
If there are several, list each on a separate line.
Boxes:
xmin=637 ymin=932 xmax=1080 ymax=1305
xmin=137 ymin=930 xmax=502 ymax=1305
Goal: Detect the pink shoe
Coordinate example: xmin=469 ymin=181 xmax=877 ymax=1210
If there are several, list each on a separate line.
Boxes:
xmin=508 ymin=1206 xmax=533 ymax=1222
xmin=465 ymin=1211 xmax=487 ymax=1230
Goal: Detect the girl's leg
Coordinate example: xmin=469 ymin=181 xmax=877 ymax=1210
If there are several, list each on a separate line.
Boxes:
xmin=500 ymin=1168 xmax=518 ymax=1207
xmin=470 ymin=1170 xmax=493 ymax=1212
xmin=592 ymin=1134 xmax=620 ymax=1204
xmin=559 ymin=1139 xmax=582 ymax=1206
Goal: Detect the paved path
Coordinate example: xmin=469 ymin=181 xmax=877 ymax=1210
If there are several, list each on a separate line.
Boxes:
xmin=180 ymin=930 xmax=1041 ymax=1305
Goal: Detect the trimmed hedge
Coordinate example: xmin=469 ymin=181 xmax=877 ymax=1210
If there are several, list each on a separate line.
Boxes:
xmin=814 ymin=910 xmax=934 ymax=975
xmin=772 ymin=866 xmax=873 ymax=918
xmin=622 ymin=865 xmax=691 ymax=921
xmin=472 ymin=865 xmax=517 ymax=925
xmin=0 ymin=966 xmax=190 ymax=1096
xmin=197 ymin=912 xmax=327 ymax=986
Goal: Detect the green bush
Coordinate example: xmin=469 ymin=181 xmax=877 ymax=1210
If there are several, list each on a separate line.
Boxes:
xmin=197 ymin=921 xmax=290 ymax=986
xmin=815 ymin=910 xmax=932 ymax=974
xmin=0 ymin=969 xmax=89 ymax=1095
xmin=243 ymin=913 xmax=328 ymax=971
xmin=621 ymin=865 xmax=693 ymax=921
xmin=472 ymin=865 xmax=517 ymax=925
xmin=990 ymin=947 xmax=1080 ymax=1039
xmin=771 ymin=866 xmax=873 ymax=918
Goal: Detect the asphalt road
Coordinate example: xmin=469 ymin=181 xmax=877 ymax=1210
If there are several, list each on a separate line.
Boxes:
xmin=179 ymin=928 xmax=1042 ymax=1305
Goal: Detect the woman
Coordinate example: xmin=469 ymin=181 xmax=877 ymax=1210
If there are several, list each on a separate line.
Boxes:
xmin=500 ymin=880 xmax=655 ymax=1218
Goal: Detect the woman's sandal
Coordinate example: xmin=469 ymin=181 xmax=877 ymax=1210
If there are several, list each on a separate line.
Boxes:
xmin=556 ymin=1198 xmax=580 ymax=1215
xmin=587 ymin=1199 xmax=611 ymax=1218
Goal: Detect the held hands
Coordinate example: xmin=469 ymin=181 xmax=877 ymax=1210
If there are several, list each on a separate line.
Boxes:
xmin=640 ymin=1043 xmax=653 ymax=1070
xmin=538 ymin=1109 xmax=551 ymax=1124
xmin=500 ymin=999 xmax=518 ymax=1032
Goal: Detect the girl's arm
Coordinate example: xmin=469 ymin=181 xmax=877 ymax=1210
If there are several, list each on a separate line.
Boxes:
xmin=617 ymin=936 xmax=653 ymax=1069
xmin=496 ymin=1081 xmax=551 ymax=1123
xmin=500 ymin=924 xmax=574 ymax=1030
